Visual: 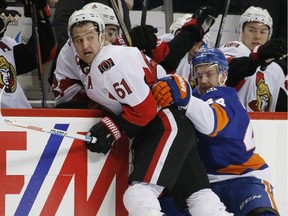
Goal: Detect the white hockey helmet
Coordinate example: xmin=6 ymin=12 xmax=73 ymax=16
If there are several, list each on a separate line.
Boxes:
xmin=239 ymin=6 xmax=273 ymax=40
xmin=68 ymin=8 xmax=105 ymax=38
xmin=82 ymin=2 xmax=119 ymax=27
xmin=169 ymin=14 xmax=192 ymax=35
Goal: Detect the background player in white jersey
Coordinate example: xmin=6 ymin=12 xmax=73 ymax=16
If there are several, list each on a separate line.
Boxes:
xmin=52 ymin=2 xmax=119 ymax=109
xmin=157 ymin=13 xmax=210 ymax=85
xmin=0 ymin=0 xmax=56 ymax=108
xmin=220 ymin=6 xmax=287 ymax=112
xmin=152 ymin=48 xmax=279 ymax=216
xmin=68 ymin=8 xmax=231 ymax=216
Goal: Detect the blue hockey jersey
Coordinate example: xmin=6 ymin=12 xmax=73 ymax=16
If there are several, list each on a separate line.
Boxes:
xmin=185 ymin=86 xmax=272 ymax=183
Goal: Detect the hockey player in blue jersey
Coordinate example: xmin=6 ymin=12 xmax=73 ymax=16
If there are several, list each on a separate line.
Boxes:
xmin=153 ymin=48 xmax=279 ymax=216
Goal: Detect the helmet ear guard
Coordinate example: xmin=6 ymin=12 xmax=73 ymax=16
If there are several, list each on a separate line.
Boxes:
xmin=238 ymin=6 xmax=273 ymax=40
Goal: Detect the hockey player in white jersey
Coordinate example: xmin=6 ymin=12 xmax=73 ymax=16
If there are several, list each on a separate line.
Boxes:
xmin=220 ymin=6 xmax=287 ymax=112
xmin=0 ymin=0 xmax=56 ymax=108
xmin=152 ymin=48 xmax=279 ymax=216
xmin=52 ymin=2 xmax=119 ymax=109
xmin=68 ymin=8 xmax=232 ymax=216
xmin=157 ymin=13 xmax=210 ymax=85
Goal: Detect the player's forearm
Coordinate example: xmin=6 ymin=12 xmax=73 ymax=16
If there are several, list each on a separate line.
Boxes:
xmin=14 ymin=20 xmax=56 ymax=75
xmin=154 ymin=31 xmax=197 ymax=73
xmin=227 ymin=56 xmax=262 ymax=87
xmin=185 ymin=96 xmax=215 ymax=135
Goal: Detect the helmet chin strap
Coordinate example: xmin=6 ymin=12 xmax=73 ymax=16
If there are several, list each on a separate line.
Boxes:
xmin=99 ymin=33 xmax=105 ymax=48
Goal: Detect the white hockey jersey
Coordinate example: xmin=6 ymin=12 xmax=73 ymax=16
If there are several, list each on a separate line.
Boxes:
xmin=52 ymin=40 xmax=91 ymax=106
xmin=83 ymin=45 xmax=166 ymax=123
xmin=0 ymin=37 xmax=31 ymax=108
xmin=220 ymin=41 xmax=286 ymax=112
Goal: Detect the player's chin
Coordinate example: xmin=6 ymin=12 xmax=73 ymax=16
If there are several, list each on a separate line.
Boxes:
xmin=82 ymin=55 xmax=94 ymax=65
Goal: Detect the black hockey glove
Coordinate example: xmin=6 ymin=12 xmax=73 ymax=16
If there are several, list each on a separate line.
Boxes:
xmin=0 ymin=0 xmax=7 ymax=9
xmin=0 ymin=9 xmax=21 ymax=38
xmin=250 ymin=38 xmax=287 ymax=70
xmin=22 ymin=0 xmax=50 ymax=21
xmin=250 ymin=38 xmax=287 ymax=61
xmin=86 ymin=116 xmax=123 ymax=154
xmin=181 ymin=6 xmax=219 ymax=42
xmin=130 ymin=25 xmax=158 ymax=57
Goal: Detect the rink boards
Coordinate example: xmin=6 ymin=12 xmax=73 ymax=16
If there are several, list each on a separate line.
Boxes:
xmin=0 ymin=109 xmax=287 ymax=216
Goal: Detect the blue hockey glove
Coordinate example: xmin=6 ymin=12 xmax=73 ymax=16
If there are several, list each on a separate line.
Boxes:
xmin=86 ymin=116 xmax=123 ymax=154
xmin=152 ymin=74 xmax=191 ymax=108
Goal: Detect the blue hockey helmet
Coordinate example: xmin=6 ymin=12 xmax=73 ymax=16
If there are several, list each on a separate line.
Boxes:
xmin=192 ymin=48 xmax=229 ymax=76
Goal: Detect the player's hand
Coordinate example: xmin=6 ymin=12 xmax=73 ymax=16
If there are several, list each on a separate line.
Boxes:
xmin=86 ymin=116 xmax=123 ymax=154
xmin=250 ymin=38 xmax=287 ymax=61
xmin=22 ymin=0 xmax=50 ymax=20
xmin=0 ymin=9 xmax=21 ymax=37
xmin=152 ymin=74 xmax=191 ymax=108
xmin=130 ymin=25 xmax=158 ymax=57
xmin=180 ymin=6 xmax=219 ymax=42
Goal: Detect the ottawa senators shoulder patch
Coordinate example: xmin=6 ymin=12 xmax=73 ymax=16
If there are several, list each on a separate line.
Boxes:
xmin=98 ymin=58 xmax=115 ymax=73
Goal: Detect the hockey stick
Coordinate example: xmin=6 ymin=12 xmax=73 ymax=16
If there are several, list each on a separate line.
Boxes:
xmin=215 ymin=0 xmax=231 ymax=48
xmin=141 ymin=0 xmax=149 ymax=26
xmin=0 ymin=88 xmax=96 ymax=143
xmin=109 ymin=0 xmax=132 ymax=46
xmin=29 ymin=1 xmax=47 ymax=108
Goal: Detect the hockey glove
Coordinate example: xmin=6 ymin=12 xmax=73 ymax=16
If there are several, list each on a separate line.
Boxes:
xmin=86 ymin=116 xmax=123 ymax=154
xmin=181 ymin=6 xmax=219 ymax=42
xmin=22 ymin=0 xmax=50 ymax=21
xmin=130 ymin=25 xmax=158 ymax=57
xmin=250 ymin=38 xmax=287 ymax=61
xmin=152 ymin=74 xmax=191 ymax=108
xmin=0 ymin=9 xmax=21 ymax=38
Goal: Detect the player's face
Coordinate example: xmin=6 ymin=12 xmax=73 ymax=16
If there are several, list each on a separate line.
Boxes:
xmin=195 ymin=64 xmax=223 ymax=94
xmin=241 ymin=22 xmax=270 ymax=50
xmin=72 ymin=22 xmax=103 ymax=65
xmin=105 ymin=24 xmax=118 ymax=44
xmin=188 ymin=41 xmax=204 ymax=62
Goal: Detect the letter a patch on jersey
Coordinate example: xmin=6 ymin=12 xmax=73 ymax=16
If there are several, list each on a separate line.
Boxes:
xmin=98 ymin=58 xmax=115 ymax=73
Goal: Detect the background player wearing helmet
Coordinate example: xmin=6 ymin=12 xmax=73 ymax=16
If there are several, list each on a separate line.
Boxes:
xmin=220 ymin=6 xmax=287 ymax=112
xmin=68 ymin=8 xmax=231 ymax=216
xmin=152 ymin=48 xmax=280 ymax=216
xmin=52 ymin=3 xmax=120 ymax=108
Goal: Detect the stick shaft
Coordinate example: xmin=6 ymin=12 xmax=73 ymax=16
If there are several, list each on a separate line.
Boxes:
xmin=1 ymin=117 xmax=94 ymax=142
xmin=215 ymin=0 xmax=231 ymax=48
xmin=141 ymin=0 xmax=149 ymax=26
xmin=30 ymin=2 xmax=47 ymax=108
xmin=109 ymin=0 xmax=132 ymax=46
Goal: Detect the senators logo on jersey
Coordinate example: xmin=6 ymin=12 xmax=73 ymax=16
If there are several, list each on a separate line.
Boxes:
xmin=0 ymin=56 xmax=17 ymax=93
xmin=98 ymin=58 xmax=115 ymax=73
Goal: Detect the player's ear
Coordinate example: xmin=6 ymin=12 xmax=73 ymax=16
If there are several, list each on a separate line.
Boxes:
xmin=219 ymin=71 xmax=227 ymax=85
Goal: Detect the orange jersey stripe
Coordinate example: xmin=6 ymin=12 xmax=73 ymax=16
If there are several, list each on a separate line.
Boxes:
xmin=209 ymin=103 xmax=229 ymax=137
xmin=217 ymin=154 xmax=267 ymax=175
